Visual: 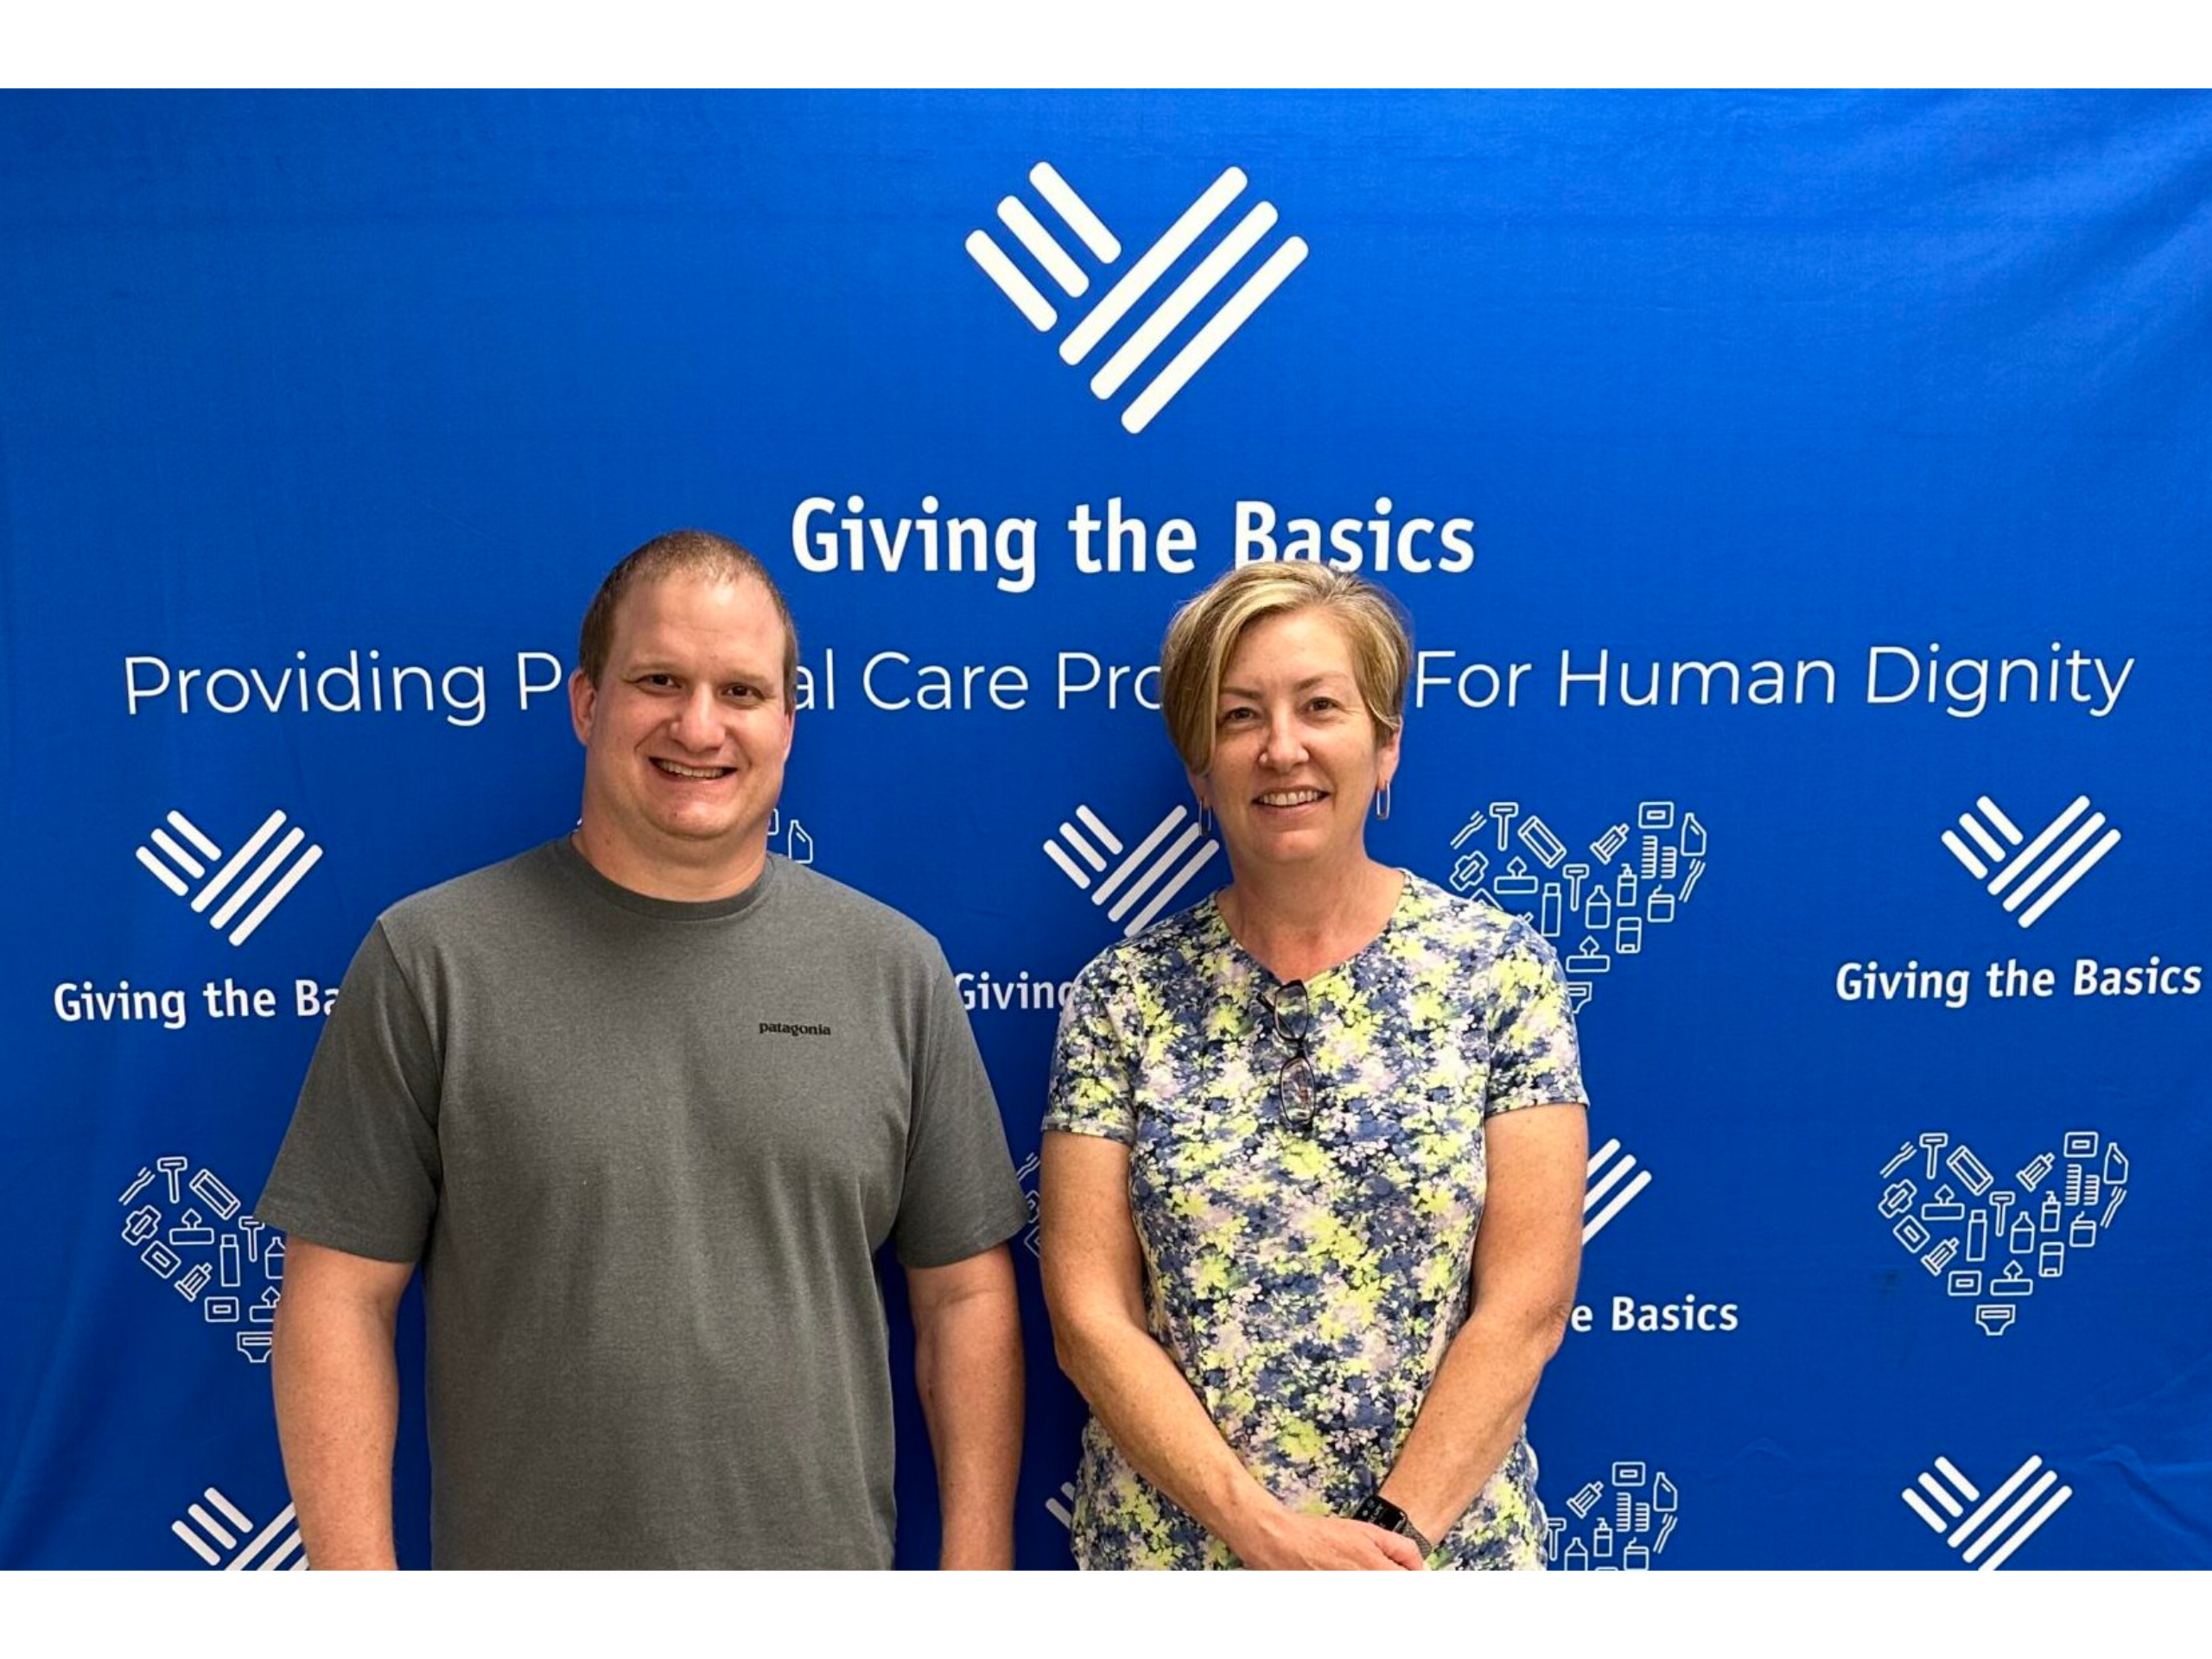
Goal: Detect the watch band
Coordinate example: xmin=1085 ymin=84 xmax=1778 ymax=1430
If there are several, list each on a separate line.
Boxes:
xmin=1351 ymin=1492 xmax=1435 ymax=1559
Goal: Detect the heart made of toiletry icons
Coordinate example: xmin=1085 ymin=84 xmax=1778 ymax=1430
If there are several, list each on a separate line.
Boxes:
xmin=1548 ymin=1461 xmax=1681 ymax=1569
xmin=1878 ymin=1129 xmax=2129 ymax=1336
xmin=115 ymin=1158 xmax=286 ymax=1363
xmin=1440 ymin=800 xmax=1711 ymax=1012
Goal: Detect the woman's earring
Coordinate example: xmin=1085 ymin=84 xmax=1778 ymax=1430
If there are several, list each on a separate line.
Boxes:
xmin=1374 ymin=781 xmax=1392 ymax=822
xmin=1198 ymin=800 xmax=1214 ymax=836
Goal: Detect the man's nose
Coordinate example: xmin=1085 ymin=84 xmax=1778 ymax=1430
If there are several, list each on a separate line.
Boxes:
xmin=668 ymin=688 xmax=723 ymax=750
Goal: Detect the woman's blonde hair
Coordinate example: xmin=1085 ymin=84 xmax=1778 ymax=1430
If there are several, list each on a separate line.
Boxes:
xmin=1160 ymin=563 xmax=1412 ymax=775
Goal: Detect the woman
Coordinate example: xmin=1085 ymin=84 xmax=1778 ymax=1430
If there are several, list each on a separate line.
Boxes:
xmin=1039 ymin=563 xmax=1589 ymax=1570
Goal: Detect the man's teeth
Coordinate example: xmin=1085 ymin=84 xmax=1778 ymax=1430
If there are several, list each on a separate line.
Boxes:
xmin=655 ymin=760 xmax=729 ymax=779
xmin=1258 ymin=790 xmax=1324 ymax=805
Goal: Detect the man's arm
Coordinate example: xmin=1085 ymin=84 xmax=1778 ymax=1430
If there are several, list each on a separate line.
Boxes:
xmin=269 ymin=1237 xmax=417 ymax=1571
xmin=906 ymin=1244 xmax=1024 ymax=1569
xmin=1374 ymin=1102 xmax=1587 ymax=1547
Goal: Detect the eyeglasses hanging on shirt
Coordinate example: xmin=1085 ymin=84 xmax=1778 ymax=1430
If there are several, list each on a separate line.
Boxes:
xmin=1266 ymin=979 xmax=1319 ymax=1135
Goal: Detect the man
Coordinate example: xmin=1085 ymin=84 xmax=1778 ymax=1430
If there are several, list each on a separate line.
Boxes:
xmin=257 ymin=530 xmax=1027 ymax=1568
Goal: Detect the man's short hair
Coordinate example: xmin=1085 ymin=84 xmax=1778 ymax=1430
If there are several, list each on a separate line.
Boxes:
xmin=577 ymin=530 xmax=800 ymax=704
xmin=1159 ymin=562 xmax=1412 ymax=777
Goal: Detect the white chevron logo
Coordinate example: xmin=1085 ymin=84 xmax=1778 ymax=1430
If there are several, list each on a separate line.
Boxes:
xmin=1901 ymin=1452 xmax=2072 ymax=1570
xmin=1941 ymin=793 xmax=2120 ymax=928
xmin=171 ymin=1485 xmax=308 ymax=1570
xmin=1045 ymin=801 xmax=1221 ymax=938
xmin=966 ymin=162 xmax=1308 ymax=434
xmin=1585 ymin=1137 xmax=1651 ymax=1243
xmin=136 ymin=806 xmax=322 ymax=945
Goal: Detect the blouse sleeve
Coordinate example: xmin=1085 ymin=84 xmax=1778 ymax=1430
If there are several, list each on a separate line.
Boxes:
xmin=1043 ymin=951 xmax=1140 ymax=1145
xmin=1482 ymin=920 xmax=1590 ymax=1119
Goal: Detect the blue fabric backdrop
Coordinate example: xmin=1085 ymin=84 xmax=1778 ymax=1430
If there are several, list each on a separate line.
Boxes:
xmin=3 ymin=90 xmax=2207 ymax=1568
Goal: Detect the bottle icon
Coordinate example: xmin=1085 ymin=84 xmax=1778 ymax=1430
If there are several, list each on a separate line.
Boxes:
xmin=1592 ymin=1517 xmax=1614 ymax=1559
xmin=2039 ymin=1192 xmax=2062 ymax=1234
xmin=2009 ymin=1215 xmax=2036 ymax=1256
xmin=1586 ymin=888 xmax=1612 ymax=931
xmin=1614 ymin=864 xmax=1639 ymax=908
xmin=2104 ymin=1143 xmax=2129 ymax=1185
xmin=1966 ymin=1211 xmax=1988 ymax=1262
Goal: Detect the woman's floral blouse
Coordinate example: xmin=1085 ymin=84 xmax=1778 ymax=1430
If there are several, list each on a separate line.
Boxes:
xmin=1044 ymin=873 xmax=1588 ymax=1569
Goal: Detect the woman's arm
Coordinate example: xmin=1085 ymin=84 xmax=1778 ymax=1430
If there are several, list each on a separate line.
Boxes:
xmin=1372 ymin=1102 xmax=1588 ymax=1546
xmin=1040 ymin=1130 xmax=1422 ymax=1570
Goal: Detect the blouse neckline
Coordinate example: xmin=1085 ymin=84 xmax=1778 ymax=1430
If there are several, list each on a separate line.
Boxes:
xmin=1201 ymin=867 xmax=1418 ymax=990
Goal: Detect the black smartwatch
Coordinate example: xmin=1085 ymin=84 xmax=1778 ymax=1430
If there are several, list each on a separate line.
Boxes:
xmin=1351 ymin=1492 xmax=1434 ymax=1559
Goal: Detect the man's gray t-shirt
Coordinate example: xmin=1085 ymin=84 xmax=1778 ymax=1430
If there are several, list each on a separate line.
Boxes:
xmin=256 ymin=839 xmax=1026 ymax=1568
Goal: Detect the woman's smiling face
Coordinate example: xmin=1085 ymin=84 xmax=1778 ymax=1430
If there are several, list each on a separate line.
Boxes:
xmin=1200 ymin=606 xmax=1399 ymax=875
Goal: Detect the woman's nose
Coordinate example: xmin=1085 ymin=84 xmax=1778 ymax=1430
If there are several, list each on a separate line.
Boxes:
xmin=1259 ymin=713 xmax=1306 ymax=766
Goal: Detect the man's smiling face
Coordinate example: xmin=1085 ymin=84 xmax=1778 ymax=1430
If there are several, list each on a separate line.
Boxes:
xmin=569 ymin=570 xmax=794 ymax=899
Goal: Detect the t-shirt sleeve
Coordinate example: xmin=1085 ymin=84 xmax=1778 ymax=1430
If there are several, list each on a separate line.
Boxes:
xmin=254 ymin=921 xmax=442 ymax=1263
xmin=891 ymin=947 xmax=1028 ymax=1269
xmin=1041 ymin=953 xmax=1139 ymax=1146
xmin=1482 ymin=921 xmax=1590 ymax=1120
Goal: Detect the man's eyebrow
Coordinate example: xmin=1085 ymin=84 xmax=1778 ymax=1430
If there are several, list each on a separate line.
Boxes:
xmin=620 ymin=658 xmax=769 ymax=683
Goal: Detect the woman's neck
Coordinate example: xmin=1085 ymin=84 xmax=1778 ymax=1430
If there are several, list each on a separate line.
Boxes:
xmin=1217 ymin=857 xmax=1402 ymax=982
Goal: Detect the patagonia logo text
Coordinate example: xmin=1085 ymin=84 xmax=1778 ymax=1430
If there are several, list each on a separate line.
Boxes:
xmin=759 ymin=1021 xmax=833 ymax=1037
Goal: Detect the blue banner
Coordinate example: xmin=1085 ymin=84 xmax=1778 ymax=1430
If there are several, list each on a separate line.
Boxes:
xmin=3 ymin=89 xmax=2207 ymax=1568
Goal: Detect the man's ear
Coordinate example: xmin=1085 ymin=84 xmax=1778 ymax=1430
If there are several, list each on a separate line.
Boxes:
xmin=569 ymin=669 xmax=597 ymax=745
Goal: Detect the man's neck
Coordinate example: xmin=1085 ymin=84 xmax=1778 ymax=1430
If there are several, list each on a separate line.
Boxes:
xmin=569 ymin=824 xmax=769 ymax=903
